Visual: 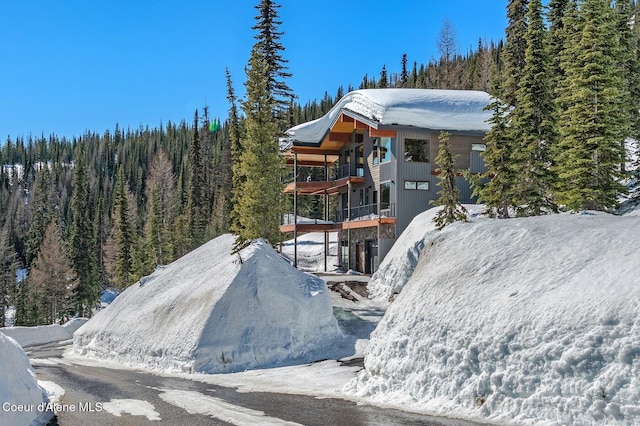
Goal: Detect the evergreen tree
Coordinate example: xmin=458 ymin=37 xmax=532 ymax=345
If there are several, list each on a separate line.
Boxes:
xmin=112 ymin=167 xmax=135 ymax=289
xmin=554 ymin=0 xmax=629 ymax=210
xmin=432 ymin=132 xmax=467 ymax=229
xmin=27 ymin=220 xmax=76 ymax=325
xmin=24 ymin=167 xmax=52 ymax=267
xmin=379 ymin=65 xmax=388 ymax=88
xmin=233 ymin=1 xmax=289 ymax=250
xmin=234 ymin=44 xmax=284 ymax=249
xmin=186 ymin=109 xmax=208 ymax=247
xmin=614 ymin=0 xmax=640 ymax=171
xmin=547 ymin=0 xmax=570 ymax=89
xmin=0 ymin=226 xmax=18 ymax=327
xmin=227 ymin=68 xmax=245 ymax=236
xmin=501 ymin=0 xmax=529 ymax=105
xmin=475 ymin=94 xmax=514 ymax=218
xmin=509 ymin=0 xmax=556 ymax=216
xmin=399 ymin=54 xmax=409 ymax=88
xmin=252 ymin=0 xmax=293 ymax=123
xmin=69 ymin=147 xmax=99 ymax=316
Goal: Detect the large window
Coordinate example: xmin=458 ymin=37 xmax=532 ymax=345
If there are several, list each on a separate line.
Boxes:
xmin=374 ymin=137 xmax=392 ymax=164
xmin=404 ymin=138 xmax=430 ymax=162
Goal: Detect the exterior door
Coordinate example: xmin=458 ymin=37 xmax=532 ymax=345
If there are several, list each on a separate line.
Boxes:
xmin=366 ymin=239 xmax=378 ymax=274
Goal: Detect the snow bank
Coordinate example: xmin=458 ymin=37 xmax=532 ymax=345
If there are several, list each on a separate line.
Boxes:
xmin=0 ymin=333 xmax=46 ymax=425
xmin=0 ymin=318 xmax=87 ymax=348
xmin=346 ymin=212 xmax=640 ymax=425
xmin=280 ymin=232 xmax=339 ymax=273
xmin=367 ymin=205 xmax=484 ymax=304
xmin=73 ymin=234 xmax=342 ymax=374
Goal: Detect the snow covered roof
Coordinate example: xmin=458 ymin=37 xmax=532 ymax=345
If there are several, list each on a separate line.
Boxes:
xmin=286 ymin=89 xmax=493 ymax=145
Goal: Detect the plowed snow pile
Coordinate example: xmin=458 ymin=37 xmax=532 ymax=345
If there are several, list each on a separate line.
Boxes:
xmin=346 ymin=211 xmax=640 ymax=425
xmin=73 ymin=234 xmax=342 ymax=373
xmin=0 ymin=333 xmax=46 ymax=425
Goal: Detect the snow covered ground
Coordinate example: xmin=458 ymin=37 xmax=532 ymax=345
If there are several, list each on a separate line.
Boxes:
xmin=346 ymin=209 xmax=640 ymax=425
xmin=0 ymin=333 xmax=48 ymax=425
xmin=72 ymin=234 xmax=344 ymax=374
xmin=280 ymin=231 xmax=340 ymax=273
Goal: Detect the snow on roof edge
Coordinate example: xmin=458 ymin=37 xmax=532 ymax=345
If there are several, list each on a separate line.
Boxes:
xmin=286 ymin=88 xmax=493 ymax=145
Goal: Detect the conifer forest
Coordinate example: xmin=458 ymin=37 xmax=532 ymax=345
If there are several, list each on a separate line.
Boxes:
xmin=2 ymin=0 xmax=640 ymax=326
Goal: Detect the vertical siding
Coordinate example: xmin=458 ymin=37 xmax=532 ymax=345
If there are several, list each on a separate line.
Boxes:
xmin=396 ymin=129 xmax=435 ymax=233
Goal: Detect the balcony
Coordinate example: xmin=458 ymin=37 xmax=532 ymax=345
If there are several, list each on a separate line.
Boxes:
xmin=283 ymin=163 xmax=365 ymax=195
xmin=280 ymin=203 xmax=396 ymax=233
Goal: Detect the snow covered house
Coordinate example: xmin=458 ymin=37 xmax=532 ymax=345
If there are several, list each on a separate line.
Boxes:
xmin=281 ymin=89 xmax=492 ymax=273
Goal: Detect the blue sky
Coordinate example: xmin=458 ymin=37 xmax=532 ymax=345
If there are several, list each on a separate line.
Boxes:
xmin=0 ymin=1 xmax=507 ymax=140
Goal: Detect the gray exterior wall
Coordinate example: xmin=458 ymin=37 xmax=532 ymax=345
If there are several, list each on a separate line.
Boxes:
xmin=336 ymin=126 xmax=486 ymax=273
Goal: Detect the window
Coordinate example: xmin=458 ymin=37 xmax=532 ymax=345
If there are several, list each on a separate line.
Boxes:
xmin=404 ymin=138 xmax=429 ymax=162
xmin=380 ymin=137 xmax=391 ymax=163
xmin=404 ymin=181 xmax=417 ymax=190
xmin=472 ymin=143 xmax=487 ymax=151
xmin=373 ymin=139 xmax=379 ymax=165
xmin=404 ymin=180 xmax=429 ymax=191
xmin=380 ymin=181 xmax=391 ymax=209
xmin=373 ymin=137 xmax=392 ymax=164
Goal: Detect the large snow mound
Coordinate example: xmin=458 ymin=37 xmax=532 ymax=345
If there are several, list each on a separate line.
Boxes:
xmin=0 ymin=333 xmax=46 ymax=425
xmin=73 ymin=234 xmax=342 ymax=373
xmin=346 ymin=212 xmax=640 ymax=425
xmin=367 ymin=205 xmax=485 ymax=304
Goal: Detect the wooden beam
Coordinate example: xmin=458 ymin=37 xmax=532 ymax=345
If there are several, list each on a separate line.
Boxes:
xmin=291 ymin=146 xmax=340 ymax=156
xmin=340 ymin=114 xmax=355 ymax=123
xmin=369 ymin=128 xmax=397 ymax=138
xmin=329 ymin=132 xmax=351 ymax=144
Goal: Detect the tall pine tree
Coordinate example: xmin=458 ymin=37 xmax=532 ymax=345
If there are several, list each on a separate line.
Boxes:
xmin=509 ymin=0 xmax=556 ymax=215
xmin=252 ymin=0 xmax=293 ymax=124
xmin=554 ymin=0 xmax=629 ymax=210
xmin=111 ymin=167 xmax=135 ymax=289
xmin=186 ymin=109 xmax=208 ymax=247
xmin=501 ymin=0 xmax=529 ymax=105
xmin=233 ymin=0 xmax=289 ymax=249
xmin=69 ymin=146 xmax=99 ymax=316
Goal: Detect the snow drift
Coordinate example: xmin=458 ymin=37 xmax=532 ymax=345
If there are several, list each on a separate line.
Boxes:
xmin=0 ymin=333 xmax=46 ymax=425
xmin=0 ymin=318 xmax=87 ymax=348
xmin=347 ymin=212 xmax=640 ymax=425
xmin=73 ymin=234 xmax=342 ymax=373
xmin=367 ymin=205 xmax=485 ymax=304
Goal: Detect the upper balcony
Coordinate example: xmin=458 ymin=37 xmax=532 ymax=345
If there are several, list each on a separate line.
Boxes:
xmin=283 ymin=163 xmax=366 ymax=195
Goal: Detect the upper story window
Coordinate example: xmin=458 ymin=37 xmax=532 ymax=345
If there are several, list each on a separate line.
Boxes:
xmin=373 ymin=137 xmax=392 ymax=165
xmin=404 ymin=138 xmax=430 ymax=162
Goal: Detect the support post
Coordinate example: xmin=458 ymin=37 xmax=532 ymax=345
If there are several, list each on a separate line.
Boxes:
xmin=293 ymin=151 xmax=298 ymax=268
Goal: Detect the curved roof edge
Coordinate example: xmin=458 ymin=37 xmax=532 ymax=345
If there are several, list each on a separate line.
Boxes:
xmin=286 ymin=88 xmax=494 ymax=144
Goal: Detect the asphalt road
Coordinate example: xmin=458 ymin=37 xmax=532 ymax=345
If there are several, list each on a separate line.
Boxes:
xmin=28 ymin=341 xmax=482 ymax=426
